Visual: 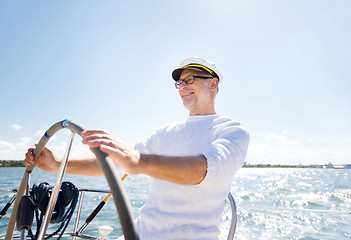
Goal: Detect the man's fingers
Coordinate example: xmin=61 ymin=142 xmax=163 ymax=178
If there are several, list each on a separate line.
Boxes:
xmin=82 ymin=134 xmax=113 ymax=144
xmin=24 ymin=148 xmax=35 ymax=166
xmin=100 ymin=145 xmax=123 ymax=161
xmin=82 ymin=132 xmax=124 ymax=151
xmin=84 ymin=138 xmax=120 ymax=149
xmin=81 ymin=129 xmax=109 ymax=137
xmin=100 ymin=144 xmax=116 ymax=154
xmin=25 ymin=149 xmax=34 ymax=160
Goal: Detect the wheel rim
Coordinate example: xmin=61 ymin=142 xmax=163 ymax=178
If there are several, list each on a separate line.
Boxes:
xmin=5 ymin=120 xmax=139 ymax=240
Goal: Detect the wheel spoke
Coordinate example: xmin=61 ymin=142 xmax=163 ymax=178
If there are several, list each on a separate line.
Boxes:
xmin=36 ymin=132 xmax=75 ymax=240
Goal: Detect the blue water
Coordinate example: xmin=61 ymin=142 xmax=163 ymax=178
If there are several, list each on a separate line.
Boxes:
xmin=0 ymin=167 xmax=350 ymax=239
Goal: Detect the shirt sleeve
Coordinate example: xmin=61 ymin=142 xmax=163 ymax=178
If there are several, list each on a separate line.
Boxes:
xmin=134 ymin=129 xmax=160 ymax=154
xmin=200 ymin=123 xmax=250 ymax=187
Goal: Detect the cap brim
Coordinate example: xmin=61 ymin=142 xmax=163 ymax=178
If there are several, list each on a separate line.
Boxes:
xmin=172 ymin=68 xmax=208 ymax=81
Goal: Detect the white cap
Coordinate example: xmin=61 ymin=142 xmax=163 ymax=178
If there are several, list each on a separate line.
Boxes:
xmin=172 ymin=57 xmax=223 ymax=83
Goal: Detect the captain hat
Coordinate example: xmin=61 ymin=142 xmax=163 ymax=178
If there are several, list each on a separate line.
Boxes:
xmin=172 ymin=57 xmax=223 ymax=83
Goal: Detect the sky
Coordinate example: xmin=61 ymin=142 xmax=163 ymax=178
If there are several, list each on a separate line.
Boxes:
xmin=1 ymin=0 xmax=350 ymax=166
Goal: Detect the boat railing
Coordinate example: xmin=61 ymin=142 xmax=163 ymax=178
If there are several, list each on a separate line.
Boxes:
xmin=1 ymin=188 xmax=115 ymax=240
xmin=227 ymin=192 xmax=237 ymax=240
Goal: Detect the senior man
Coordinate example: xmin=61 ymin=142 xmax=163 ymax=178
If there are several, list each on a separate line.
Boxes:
xmin=25 ymin=57 xmax=249 ymax=239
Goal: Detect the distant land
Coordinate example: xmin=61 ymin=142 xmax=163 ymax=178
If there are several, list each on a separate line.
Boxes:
xmin=1 ymin=160 xmax=350 ymax=169
xmin=0 ymin=160 xmax=25 ymax=167
xmin=244 ymin=163 xmax=351 ymax=169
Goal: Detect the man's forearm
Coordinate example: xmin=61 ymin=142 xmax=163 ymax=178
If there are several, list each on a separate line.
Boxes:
xmin=139 ymin=154 xmax=208 ymax=185
xmin=65 ymin=158 xmax=104 ymax=176
xmin=79 ymin=130 xmax=208 ymax=183
xmin=64 ymin=154 xmax=207 ymax=184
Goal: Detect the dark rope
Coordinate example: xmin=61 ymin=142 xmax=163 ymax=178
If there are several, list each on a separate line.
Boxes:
xmin=29 ymin=181 xmax=79 ymax=240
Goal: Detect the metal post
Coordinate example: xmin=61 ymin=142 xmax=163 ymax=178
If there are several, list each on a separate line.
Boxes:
xmin=73 ymin=190 xmax=85 ymax=239
xmin=36 ymin=132 xmax=75 ymax=240
xmin=19 ymin=172 xmax=32 ymax=240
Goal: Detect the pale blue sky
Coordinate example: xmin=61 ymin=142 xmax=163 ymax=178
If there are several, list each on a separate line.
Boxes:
xmin=1 ymin=0 xmax=350 ymax=165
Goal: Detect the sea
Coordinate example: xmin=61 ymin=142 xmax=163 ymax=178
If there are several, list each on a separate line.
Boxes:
xmin=0 ymin=167 xmax=350 ymax=240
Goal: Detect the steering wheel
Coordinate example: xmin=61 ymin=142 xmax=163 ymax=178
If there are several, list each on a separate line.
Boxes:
xmin=5 ymin=120 xmax=139 ymax=240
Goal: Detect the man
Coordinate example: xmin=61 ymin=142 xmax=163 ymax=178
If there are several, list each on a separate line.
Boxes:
xmin=25 ymin=57 xmax=249 ymax=239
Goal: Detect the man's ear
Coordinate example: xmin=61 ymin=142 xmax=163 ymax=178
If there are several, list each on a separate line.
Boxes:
xmin=211 ymin=78 xmax=219 ymax=89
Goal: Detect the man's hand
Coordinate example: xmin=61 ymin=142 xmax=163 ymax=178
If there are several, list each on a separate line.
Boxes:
xmin=24 ymin=146 xmax=61 ymax=172
xmin=24 ymin=137 xmax=105 ymax=176
xmin=24 ymin=129 xmax=207 ymax=184
xmin=81 ymin=130 xmax=142 ymax=175
xmin=81 ymin=130 xmax=207 ymax=185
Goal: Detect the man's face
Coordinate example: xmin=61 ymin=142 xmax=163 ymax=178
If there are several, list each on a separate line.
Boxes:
xmin=178 ymin=69 xmax=217 ymax=115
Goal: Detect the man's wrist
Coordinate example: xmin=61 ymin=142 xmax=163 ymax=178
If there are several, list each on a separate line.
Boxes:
xmin=136 ymin=153 xmax=148 ymax=175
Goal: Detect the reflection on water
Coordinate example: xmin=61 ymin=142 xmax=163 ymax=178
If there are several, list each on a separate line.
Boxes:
xmin=1 ymin=168 xmax=350 ymax=239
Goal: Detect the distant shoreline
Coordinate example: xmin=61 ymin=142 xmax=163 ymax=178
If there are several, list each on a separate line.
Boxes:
xmin=244 ymin=163 xmax=351 ymax=169
xmin=0 ymin=160 xmax=25 ymax=167
xmin=1 ymin=160 xmax=350 ymax=169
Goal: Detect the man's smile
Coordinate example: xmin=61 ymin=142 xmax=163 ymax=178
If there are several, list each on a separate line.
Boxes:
xmin=183 ymin=92 xmax=193 ymax=97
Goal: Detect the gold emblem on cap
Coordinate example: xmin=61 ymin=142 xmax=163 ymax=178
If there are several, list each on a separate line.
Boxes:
xmin=183 ymin=64 xmax=214 ymax=74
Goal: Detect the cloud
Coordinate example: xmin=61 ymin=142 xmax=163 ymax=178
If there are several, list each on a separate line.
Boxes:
xmin=246 ymin=131 xmax=351 ymax=165
xmin=35 ymin=130 xmax=58 ymax=141
xmin=35 ymin=130 xmax=46 ymax=138
xmin=9 ymin=124 xmax=22 ymax=131
xmin=0 ymin=137 xmax=32 ymax=160
xmin=0 ymin=127 xmax=81 ymax=160
xmin=0 ymin=136 xmax=92 ymax=160
xmin=247 ymin=142 xmax=351 ymax=165
xmin=49 ymin=141 xmax=93 ymax=159
xmin=257 ymin=132 xmax=300 ymax=145
xmin=1 ymin=129 xmax=349 ymax=167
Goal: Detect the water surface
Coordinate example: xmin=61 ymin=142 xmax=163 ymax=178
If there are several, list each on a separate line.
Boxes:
xmin=1 ymin=168 xmax=350 ymax=239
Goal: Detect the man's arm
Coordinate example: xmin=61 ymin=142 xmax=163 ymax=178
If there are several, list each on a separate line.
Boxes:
xmin=138 ymin=154 xmax=207 ymax=185
xmin=82 ymin=130 xmax=208 ymax=185
xmin=25 ymin=129 xmax=208 ymax=184
xmin=24 ymin=147 xmax=104 ymax=176
xmin=65 ymin=158 xmax=104 ymax=176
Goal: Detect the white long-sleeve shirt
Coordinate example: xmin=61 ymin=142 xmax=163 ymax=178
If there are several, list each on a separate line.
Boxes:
xmin=134 ymin=114 xmax=249 ymax=240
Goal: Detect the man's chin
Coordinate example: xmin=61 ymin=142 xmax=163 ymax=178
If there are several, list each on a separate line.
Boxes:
xmin=182 ymin=101 xmax=194 ymax=112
